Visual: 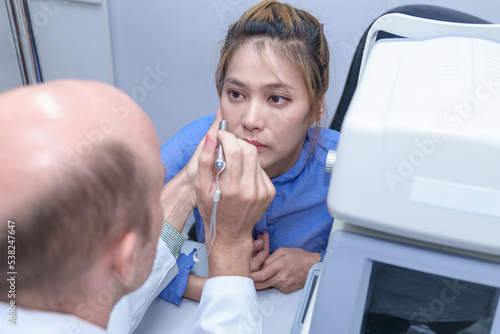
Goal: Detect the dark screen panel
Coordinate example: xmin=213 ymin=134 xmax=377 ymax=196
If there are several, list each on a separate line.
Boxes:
xmin=361 ymin=262 xmax=499 ymax=334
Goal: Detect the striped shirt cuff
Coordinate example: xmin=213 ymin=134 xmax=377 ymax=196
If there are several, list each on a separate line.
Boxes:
xmin=160 ymin=220 xmax=185 ymax=258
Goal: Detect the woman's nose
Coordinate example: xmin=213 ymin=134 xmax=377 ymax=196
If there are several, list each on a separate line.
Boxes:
xmin=242 ymin=100 xmax=265 ymax=131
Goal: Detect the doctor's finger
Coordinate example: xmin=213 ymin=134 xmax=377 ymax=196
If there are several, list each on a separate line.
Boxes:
xmin=197 ymin=110 xmax=222 ymax=155
xmin=208 ymin=109 xmax=223 ymax=140
xmin=257 ymin=167 xmax=275 ymax=207
xmin=239 ymin=140 xmax=260 ymax=190
xmin=195 ymin=133 xmax=218 ymax=195
xmin=217 ymin=131 xmax=246 ymax=181
xmin=193 ymin=110 xmax=222 ymax=172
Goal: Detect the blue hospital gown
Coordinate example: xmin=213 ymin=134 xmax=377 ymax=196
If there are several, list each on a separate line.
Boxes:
xmin=159 ymin=114 xmax=340 ymax=305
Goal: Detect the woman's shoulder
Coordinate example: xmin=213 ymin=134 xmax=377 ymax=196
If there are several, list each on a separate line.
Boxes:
xmin=304 ymin=127 xmax=340 ymax=171
xmin=312 ymin=127 xmax=340 ymax=155
xmin=178 ymin=114 xmax=216 ymax=136
xmin=160 ymin=114 xmax=215 ymax=180
xmin=163 ymin=114 xmax=215 ymax=146
xmin=275 ymin=127 xmax=339 ymax=183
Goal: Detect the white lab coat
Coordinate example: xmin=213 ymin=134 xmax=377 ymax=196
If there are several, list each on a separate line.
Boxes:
xmin=0 ymin=304 xmax=107 ymax=333
xmin=1 ymin=239 xmax=262 ymax=334
xmin=194 ymin=276 xmax=262 ymax=334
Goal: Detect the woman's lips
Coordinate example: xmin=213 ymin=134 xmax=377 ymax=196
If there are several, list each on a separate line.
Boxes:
xmin=243 ymin=139 xmax=267 ymax=151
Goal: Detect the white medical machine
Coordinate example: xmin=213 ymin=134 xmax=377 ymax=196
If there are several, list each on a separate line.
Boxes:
xmin=294 ymin=14 xmax=500 ymax=334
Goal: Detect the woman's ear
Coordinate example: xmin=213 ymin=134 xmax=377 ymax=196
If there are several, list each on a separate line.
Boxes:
xmin=310 ymin=95 xmax=325 ymax=126
xmin=318 ymin=95 xmax=325 ymax=121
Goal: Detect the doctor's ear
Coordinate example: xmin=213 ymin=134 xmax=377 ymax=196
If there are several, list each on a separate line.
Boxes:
xmin=110 ymin=230 xmax=140 ymax=288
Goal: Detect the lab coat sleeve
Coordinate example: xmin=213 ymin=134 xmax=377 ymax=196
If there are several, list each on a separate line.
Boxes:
xmin=107 ymin=239 xmax=178 ymax=334
xmin=192 ymin=276 xmax=262 ymax=334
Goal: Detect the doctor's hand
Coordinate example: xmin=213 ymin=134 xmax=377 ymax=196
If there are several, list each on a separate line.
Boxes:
xmin=160 ymin=109 xmax=222 ymax=232
xmin=195 ymin=129 xmax=275 ymax=277
xmin=250 ymin=247 xmax=321 ymax=293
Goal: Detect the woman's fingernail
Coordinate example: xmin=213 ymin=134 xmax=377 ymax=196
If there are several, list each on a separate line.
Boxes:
xmin=204 ymin=134 xmax=215 ymax=147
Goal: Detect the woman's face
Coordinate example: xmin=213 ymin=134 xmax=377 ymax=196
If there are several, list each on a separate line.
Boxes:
xmin=220 ymin=42 xmax=313 ymax=178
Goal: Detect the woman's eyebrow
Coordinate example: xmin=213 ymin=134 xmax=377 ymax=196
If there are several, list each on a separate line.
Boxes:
xmin=225 ymin=77 xmax=295 ymax=92
xmin=225 ymin=78 xmax=246 ymax=87
xmin=262 ymin=82 xmax=295 ymax=92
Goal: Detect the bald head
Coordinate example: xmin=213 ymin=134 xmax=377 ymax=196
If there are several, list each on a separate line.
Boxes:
xmin=0 ymin=80 xmax=164 ymax=300
xmin=0 ymin=79 xmax=160 ymax=213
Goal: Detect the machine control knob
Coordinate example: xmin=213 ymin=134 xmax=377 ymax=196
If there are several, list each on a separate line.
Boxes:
xmin=325 ymin=150 xmax=337 ymax=174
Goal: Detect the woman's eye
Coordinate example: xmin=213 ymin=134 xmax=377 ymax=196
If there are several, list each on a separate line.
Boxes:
xmin=228 ymin=90 xmax=242 ymax=99
xmin=269 ymin=95 xmax=290 ymax=105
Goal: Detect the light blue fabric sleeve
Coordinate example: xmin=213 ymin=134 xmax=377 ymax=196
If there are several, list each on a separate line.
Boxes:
xmin=158 ymin=114 xmax=215 ymax=305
